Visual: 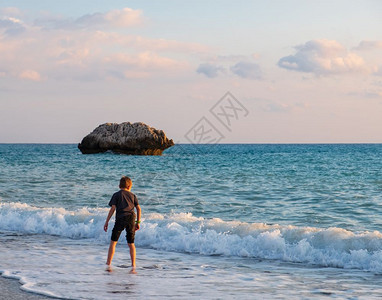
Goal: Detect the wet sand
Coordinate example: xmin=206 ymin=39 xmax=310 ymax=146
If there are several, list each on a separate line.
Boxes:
xmin=0 ymin=276 xmax=53 ymax=300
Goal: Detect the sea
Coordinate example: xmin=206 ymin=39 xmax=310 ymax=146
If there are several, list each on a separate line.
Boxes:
xmin=1 ymin=143 xmax=382 ymax=299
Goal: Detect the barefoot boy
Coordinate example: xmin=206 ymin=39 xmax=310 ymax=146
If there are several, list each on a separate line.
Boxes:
xmin=104 ymin=176 xmax=141 ymax=269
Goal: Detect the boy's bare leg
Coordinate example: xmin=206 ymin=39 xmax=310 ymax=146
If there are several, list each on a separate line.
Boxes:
xmin=106 ymin=241 xmax=117 ymax=265
xmin=128 ymin=243 xmax=136 ymax=268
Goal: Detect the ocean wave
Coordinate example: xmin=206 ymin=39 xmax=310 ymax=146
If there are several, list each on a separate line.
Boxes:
xmin=1 ymin=202 xmax=382 ymax=272
xmin=0 ymin=202 xmax=107 ymax=239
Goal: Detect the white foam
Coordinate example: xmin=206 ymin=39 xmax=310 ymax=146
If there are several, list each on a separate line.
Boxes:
xmin=138 ymin=213 xmax=382 ymax=272
xmin=0 ymin=202 xmax=108 ymax=240
xmin=1 ymin=270 xmax=60 ymax=298
xmin=2 ymin=202 xmax=382 ymax=272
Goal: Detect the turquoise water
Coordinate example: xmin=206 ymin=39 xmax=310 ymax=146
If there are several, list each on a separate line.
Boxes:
xmin=1 ymin=144 xmax=382 ymax=299
xmin=1 ymin=144 xmax=382 ymax=230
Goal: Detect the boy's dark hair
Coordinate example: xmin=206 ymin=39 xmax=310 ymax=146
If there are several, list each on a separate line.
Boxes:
xmin=119 ymin=176 xmax=132 ymax=189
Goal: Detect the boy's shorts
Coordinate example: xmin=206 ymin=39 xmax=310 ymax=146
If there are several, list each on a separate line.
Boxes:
xmin=111 ymin=214 xmax=136 ymax=244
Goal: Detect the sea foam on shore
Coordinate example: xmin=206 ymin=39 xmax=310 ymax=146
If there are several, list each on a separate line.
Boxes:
xmin=2 ymin=202 xmax=382 ymax=273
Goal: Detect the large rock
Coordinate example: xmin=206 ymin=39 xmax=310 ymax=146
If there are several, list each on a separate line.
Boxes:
xmin=78 ymin=122 xmax=174 ymax=155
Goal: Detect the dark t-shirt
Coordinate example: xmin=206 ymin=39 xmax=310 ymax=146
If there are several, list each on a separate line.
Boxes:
xmin=109 ymin=190 xmax=139 ymax=219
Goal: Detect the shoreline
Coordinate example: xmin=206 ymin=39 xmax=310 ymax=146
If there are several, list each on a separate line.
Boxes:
xmin=0 ymin=275 xmax=54 ymax=300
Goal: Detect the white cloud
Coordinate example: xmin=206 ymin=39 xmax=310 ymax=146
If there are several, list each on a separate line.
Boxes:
xmin=348 ymin=89 xmax=382 ymax=99
xmin=251 ymin=53 xmax=260 ymax=60
xmin=102 ymin=52 xmax=187 ymax=78
xmin=374 ymin=66 xmax=382 ymax=77
xmin=0 ymin=7 xmax=22 ymax=17
xmin=196 ymin=63 xmax=225 ymax=78
xmin=197 ymin=55 xmax=262 ymax=79
xmin=74 ymin=8 xmax=143 ymax=29
xmin=104 ymin=8 xmax=143 ymax=27
xmin=354 ymin=40 xmax=382 ymax=51
xmin=19 ymin=70 xmax=41 ymax=81
xmin=201 ymin=54 xmax=248 ymax=62
xmin=278 ymin=39 xmax=366 ymax=75
xmin=48 ymin=50 xmax=188 ymax=81
xmin=230 ymin=61 xmax=262 ymax=79
xmin=0 ymin=8 xmax=203 ymax=81
xmin=34 ymin=7 xmax=143 ymax=30
xmin=0 ymin=16 xmax=26 ymax=35
xmin=92 ymin=32 xmax=209 ymax=53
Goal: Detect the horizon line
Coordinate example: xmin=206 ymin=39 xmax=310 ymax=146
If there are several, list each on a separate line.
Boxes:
xmin=1 ymin=142 xmax=382 ymax=145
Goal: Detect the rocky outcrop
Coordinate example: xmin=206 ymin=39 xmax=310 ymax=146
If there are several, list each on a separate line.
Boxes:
xmin=78 ymin=122 xmax=174 ymax=155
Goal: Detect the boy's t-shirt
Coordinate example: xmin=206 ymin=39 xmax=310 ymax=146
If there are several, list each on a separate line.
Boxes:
xmin=109 ymin=190 xmax=139 ymax=219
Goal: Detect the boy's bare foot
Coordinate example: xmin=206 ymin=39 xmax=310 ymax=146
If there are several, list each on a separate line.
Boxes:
xmin=105 ymin=264 xmax=113 ymax=273
xmin=129 ymin=267 xmax=137 ymax=274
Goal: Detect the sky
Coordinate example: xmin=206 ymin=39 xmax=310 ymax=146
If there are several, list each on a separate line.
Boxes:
xmin=0 ymin=0 xmax=382 ymax=143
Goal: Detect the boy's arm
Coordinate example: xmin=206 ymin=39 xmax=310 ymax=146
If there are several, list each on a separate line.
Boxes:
xmin=104 ymin=205 xmax=116 ymax=232
xmin=135 ymin=205 xmax=141 ymax=231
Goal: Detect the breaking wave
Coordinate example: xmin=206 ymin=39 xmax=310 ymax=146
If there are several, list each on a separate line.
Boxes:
xmin=1 ymin=202 xmax=382 ymax=272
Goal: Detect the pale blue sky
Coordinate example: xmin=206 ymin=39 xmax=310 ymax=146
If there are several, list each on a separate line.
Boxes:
xmin=1 ymin=1 xmax=381 ymax=143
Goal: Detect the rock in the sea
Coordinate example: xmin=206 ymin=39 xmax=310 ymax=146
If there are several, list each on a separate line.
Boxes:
xmin=78 ymin=122 xmax=174 ymax=155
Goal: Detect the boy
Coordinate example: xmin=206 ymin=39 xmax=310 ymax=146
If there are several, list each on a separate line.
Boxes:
xmin=104 ymin=176 xmax=141 ymax=271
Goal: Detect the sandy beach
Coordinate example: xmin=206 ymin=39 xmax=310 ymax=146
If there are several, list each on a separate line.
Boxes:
xmin=0 ymin=276 xmax=52 ymax=300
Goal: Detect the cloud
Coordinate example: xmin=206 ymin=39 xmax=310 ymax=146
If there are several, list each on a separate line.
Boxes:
xmin=196 ymin=55 xmax=262 ymax=79
xmin=278 ymin=39 xmax=366 ymax=75
xmin=374 ymin=66 xmax=382 ymax=76
xmin=0 ymin=8 xmax=203 ymax=81
xmin=354 ymin=40 xmax=382 ymax=51
xmin=48 ymin=50 xmax=188 ymax=81
xmin=102 ymin=52 xmax=187 ymax=75
xmin=196 ymin=63 xmax=225 ymax=78
xmin=230 ymin=61 xmax=262 ymax=79
xmin=348 ymin=89 xmax=382 ymax=99
xmin=34 ymin=7 xmax=143 ymax=30
xmin=0 ymin=7 xmax=22 ymax=17
xmin=0 ymin=17 xmax=26 ymax=36
xmin=19 ymin=70 xmax=41 ymax=81
xmin=103 ymin=8 xmax=143 ymax=27
xmin=76 ymin=8 xmax=143 ymax=29
xmin=247 ymin=97 xmax=306 ymax=113
xmin=364 ymin=91 xmax=382 ymax=98
xmin=201 ymin=54 xmax=248 ymax=62
xmin=94 ymin=33 xmax=209 ymax=53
